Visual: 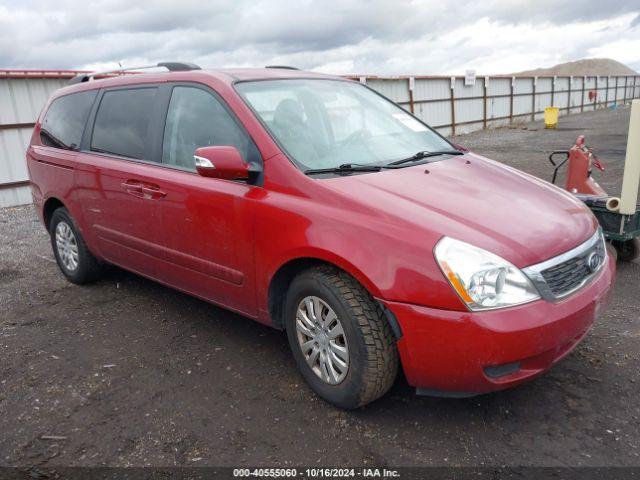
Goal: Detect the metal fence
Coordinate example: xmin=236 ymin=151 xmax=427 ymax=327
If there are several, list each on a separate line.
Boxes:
xmin=1 ymin=70 xmax=639 ymax=208
xmin=351 ymin=74 xmax=640 ymax=137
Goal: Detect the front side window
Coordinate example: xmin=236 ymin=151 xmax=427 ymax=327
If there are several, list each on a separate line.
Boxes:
xmin=236 ymin=79 xmax=452 ymax=171
xmin=91 ymin=88 xmax=158 ymax=159
xmin=162 ymin=86 xmax=254 ymax=171
xmin=41 ymin=90 xmax=97 ymax=150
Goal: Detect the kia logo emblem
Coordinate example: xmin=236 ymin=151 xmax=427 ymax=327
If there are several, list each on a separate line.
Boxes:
xmin=587 ymin=252 xmax=601 ymax=272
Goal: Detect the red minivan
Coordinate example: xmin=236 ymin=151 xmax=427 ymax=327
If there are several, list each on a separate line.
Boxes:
xmin=27 ymin=63 xmax=615 ymax=408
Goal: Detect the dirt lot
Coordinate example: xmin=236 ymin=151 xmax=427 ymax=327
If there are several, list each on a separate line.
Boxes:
xmin=1 ymin=106 xmax=639 ymax=469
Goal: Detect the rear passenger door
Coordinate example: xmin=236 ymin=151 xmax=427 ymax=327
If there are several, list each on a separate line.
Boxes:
xmin=75 ymin=86 xmax=168 ymax=278
xmin=155 ymin=84 xmax=262 ymax=317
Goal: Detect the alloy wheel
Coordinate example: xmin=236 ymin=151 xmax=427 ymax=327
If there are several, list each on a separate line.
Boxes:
xmin=55 ymin=221 xmax=79 ymax=272
xmin=295 ymin=296 xmax=349 ymax=385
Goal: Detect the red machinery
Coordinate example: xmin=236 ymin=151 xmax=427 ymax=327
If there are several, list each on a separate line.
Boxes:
xmin=549 ymin=136 xmax=640 ymax=262
xmin=549 ymin=136 xmax=606 ymax=196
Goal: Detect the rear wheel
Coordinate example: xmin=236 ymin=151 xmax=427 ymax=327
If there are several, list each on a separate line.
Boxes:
xmin=284 ymin=266 xmax=398 ymax=409
xmin=50 ymin=207 xmax=102 ymax=284
xmin=612 ymin=238 xmax=640 ymax=262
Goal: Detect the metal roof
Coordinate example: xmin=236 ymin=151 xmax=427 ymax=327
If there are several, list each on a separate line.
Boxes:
xmin=0 ymin=69 xmax=87 ymax=79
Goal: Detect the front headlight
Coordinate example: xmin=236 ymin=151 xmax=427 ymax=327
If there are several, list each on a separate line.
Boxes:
xmin=434 ymin=237 xmax=541 ymax=311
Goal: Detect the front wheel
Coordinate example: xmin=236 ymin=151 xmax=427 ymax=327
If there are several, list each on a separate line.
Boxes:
xmin=285 ymin=266 xmax=398 ymax=409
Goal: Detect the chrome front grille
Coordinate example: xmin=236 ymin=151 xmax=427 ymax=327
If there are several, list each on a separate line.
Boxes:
xmin=523 ymin=229 xmax=606 ymax=301
xmin=540 ymin=236 xmax=606 ymax=297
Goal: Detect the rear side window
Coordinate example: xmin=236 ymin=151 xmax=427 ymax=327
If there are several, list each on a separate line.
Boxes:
xmin=41 ymin=90 xmax=97 ymax=150
xmin=91 ymin=88 xmax=158 ymax=159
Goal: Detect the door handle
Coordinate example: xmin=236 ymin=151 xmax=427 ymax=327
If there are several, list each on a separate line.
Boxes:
xmin=140 ymin=185 xmax=167 ymax=200
xmin=121 ymin=181 xmax=166 ymax=200
xmin=121 ymin=181 xmax=144 ymax=198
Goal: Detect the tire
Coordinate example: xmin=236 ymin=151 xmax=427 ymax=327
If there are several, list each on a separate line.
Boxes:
xmin=612 ymin=238 xmax=640 ymax=262
xmin=284 ymin=265 xmax=398 ymax=409
xmin=49 ymin=207 xmax=102 ymax=284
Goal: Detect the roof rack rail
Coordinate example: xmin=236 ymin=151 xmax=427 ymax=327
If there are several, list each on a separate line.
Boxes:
xmin=68 ymin=61 xmax=201 ymax=85
xmin=265 ymin=65 xmax=299 ymax=70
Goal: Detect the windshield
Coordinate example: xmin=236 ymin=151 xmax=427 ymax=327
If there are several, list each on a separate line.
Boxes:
xmin=236 ymin=79 xmax=453 ymax=171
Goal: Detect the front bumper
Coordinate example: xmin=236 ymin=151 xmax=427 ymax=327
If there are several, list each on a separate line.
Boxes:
xmin=382 ymin=251 xmax=615 ymax=396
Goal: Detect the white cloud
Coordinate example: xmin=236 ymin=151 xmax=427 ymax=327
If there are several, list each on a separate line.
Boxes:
xmin=0 ymin=0 xmax=638 ymax=74
xmin=588 ymin=38 xmax=640 ymax=67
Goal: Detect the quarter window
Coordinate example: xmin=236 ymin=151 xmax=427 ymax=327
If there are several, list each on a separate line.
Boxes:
xmin=41 ymin=90 xmax=97 ymax=150
xmin=162 ymin=86 xmax=254 ymax=170
xmin=91 ymin=88 xmax=158 ymax=160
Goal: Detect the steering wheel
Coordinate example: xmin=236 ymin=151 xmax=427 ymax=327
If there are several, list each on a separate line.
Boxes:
xmin=340 ymin=128 xmax=372 ymax=146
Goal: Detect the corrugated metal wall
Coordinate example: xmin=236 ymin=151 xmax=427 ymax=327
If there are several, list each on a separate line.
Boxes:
xmin=0 ymin=71 xmax=76 ymax=208
xmin=1 ymin=71 xmax=639 ymax=208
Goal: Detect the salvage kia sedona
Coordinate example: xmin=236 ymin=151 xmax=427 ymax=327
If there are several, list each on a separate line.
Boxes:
xmin=27 ymin=63 xmax=615 ymax=408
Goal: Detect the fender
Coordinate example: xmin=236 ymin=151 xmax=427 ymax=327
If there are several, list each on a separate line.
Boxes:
xmin=253 ymin=193 xmax=467 ymax=327
xmin=270 ymin=245 xmax=385 ymax=298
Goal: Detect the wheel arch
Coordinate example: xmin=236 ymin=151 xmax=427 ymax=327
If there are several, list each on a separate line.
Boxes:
xmin=42 ymin=196 xmax=66 ymax=231
xmin=266 ymin=252 xmax=386 ymax=331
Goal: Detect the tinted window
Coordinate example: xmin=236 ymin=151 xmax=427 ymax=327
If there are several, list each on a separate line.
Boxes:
xmin=41 ymin=90 xmax=97 ymax=150
xmin=91 ymin=88 xmax=157 ymax=159
xmin=162 ymin=86 xmax=253 ymax=170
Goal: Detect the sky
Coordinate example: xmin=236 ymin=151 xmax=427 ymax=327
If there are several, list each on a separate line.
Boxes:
xmin=1 ymin=0 xmax=639 ymax=75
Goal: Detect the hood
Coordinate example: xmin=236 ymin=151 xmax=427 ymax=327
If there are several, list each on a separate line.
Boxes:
xmin=321 ymin=153 xmax=598 ymax=267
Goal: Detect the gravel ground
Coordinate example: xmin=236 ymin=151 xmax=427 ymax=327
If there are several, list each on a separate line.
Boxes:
xmin=0 ymin=106 xmax=639 ymax=469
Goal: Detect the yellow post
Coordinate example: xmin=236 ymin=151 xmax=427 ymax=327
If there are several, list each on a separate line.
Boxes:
xmin=544 ymin=107 xmax=559 ymax=129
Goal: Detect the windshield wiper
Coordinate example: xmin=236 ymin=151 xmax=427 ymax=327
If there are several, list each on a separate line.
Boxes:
xmin=387 ymin=150 xmax=463 ymax=167
xmin=304 ymin=163 xmax=383 ymax=175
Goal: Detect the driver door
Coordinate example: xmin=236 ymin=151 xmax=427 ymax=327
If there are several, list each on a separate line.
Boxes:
xmin=154 ymin=84 xmax=262 ymax=317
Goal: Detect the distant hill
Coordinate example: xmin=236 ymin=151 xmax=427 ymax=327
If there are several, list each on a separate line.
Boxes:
xmin=514 ymin=58 xmax=637 ymax=76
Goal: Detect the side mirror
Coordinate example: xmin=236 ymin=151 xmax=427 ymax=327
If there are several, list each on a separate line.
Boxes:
xmin=194 ymin=146 xmax=250 ymax=180
xmin=451 ymin=143 xmax=469 ymax=152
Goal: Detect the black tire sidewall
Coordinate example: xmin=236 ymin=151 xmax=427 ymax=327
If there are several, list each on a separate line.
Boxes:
xmin=284 ymin=272 xmax=370 ymax=409
xmin=50 ymin=208 xmax=87 ymax=283
xmin=613 ymin=238 xmax=640 ymax=262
